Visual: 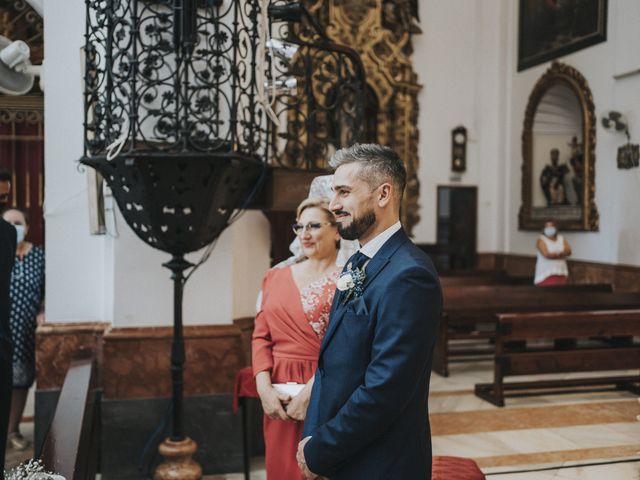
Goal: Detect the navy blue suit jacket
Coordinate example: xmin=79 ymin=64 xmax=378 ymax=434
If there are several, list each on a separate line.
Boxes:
xmin=302 ymin=229 xmax=442 ymax=479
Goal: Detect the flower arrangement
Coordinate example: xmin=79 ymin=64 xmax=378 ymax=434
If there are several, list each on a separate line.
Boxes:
xmin=336 ymin=265 xmax=366 ymax=303
xmin=4 ymin=459 xmax=65 ymax=480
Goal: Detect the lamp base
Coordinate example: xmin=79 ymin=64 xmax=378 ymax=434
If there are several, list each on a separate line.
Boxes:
xmin=154 ymin=437 xmax=202 ymax=480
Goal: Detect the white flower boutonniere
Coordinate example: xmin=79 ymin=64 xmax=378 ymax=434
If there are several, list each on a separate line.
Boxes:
xmin=5 ymin=459 xmax=66 ymax=480
xmin=336 ymin=272 xmax=355 ymax=291
xmin=337 ymin=265 xmax=366 ymax=303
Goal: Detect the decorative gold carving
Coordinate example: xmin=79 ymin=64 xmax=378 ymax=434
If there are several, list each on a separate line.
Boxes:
xmin=304 ymin=0 xmax=422 ymax=234
xmin=519 ymin=62 xmax=599 ymax=231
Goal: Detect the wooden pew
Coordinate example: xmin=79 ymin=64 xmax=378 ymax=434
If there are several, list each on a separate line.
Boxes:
xmin=434 ymin=287 xmax=636 ymax=377
xmin=474 ymin=309 xmax=640 ymax=406
xmin=442 ymin=283 xmax=613 ymax=303
xmin=40 ymin=352 xmax=100 ymax=480
xmin=439 ymin=274 xmax=534 ymax=287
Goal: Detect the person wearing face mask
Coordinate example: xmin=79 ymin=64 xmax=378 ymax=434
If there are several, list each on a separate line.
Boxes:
xmin=2 ymin=208 xmax=44 ymax=451
xmin=252 ymin=197 xmax=341 ymax=480
xmin=534 ymin=220 xmax=572 ymax=286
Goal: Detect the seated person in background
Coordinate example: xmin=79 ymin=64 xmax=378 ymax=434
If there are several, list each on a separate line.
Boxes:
xmin=534 ymin=220 xmax=571 ymax=286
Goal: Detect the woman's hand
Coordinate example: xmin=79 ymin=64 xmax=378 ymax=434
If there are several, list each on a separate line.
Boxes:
xmin=255 ymin=371 xmax=291 ymax=421
xmin=259 ymin=387 xmax=292 ymax=421
xmin=286 ymin=376 xmax=314 ymax=421
xmin=286 ymin=389 xmax=311 ymax=421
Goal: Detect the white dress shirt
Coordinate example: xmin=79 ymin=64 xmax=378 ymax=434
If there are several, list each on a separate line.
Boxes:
xmin=359 ymin=221 xmax=402 ymax=260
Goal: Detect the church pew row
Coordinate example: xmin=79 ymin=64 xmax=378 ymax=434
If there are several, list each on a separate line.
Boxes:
xmin=434 ymin=286 xmax=637 ymax=377
xmin=439 ymin=274 xmax=534 ymax=287
xmin=474 ymin=309 xmax=640 ymax=406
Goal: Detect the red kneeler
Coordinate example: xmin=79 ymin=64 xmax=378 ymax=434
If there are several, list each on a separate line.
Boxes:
xmin=233 ymin=367 xmax=485 ymax=480
xmin=432 ymin=456 xmax=485 ymax=480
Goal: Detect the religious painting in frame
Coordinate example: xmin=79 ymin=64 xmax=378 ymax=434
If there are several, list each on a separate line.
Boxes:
xmin=518 ymin=0 xmax=608 ymax=71
xmin=519 ymin=62 xmax=599 ymax=231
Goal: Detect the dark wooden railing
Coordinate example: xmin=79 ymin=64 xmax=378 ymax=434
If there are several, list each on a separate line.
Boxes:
xmin=39 ymin=352 xmax=100 ymax=480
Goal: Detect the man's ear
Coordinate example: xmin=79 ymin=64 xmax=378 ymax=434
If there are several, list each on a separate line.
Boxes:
xmin=377 ymin=183 xmax=392 ymax=207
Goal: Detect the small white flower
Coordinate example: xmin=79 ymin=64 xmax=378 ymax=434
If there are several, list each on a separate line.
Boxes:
xmin=337 ymin=273 xmax=354 ymax=291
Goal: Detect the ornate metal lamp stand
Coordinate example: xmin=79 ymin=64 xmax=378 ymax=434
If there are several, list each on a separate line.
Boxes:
xmin=81 ymin=1 xmax=269 ymax=477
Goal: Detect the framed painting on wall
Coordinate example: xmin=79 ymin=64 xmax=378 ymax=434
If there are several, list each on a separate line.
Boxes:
xmin=518 ymin=0 xmax=608 ymax=71
xmin=519 ymin=62 xmax=599 ymax=231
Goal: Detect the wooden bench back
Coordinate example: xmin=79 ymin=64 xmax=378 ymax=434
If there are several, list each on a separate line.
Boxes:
xmin=495 ymin=310 xmax=640 ymax=377
xmin=444 ymin=289 xmax=638 ymax=315
xmin=497 ymin=309 xmax=640 ymax=340
xmin=440 ymin=275 xmax=534 ymax=287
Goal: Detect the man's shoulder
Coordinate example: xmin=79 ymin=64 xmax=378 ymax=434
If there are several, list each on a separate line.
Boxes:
xmin=387 ymin=240 xmax=438 ymax=280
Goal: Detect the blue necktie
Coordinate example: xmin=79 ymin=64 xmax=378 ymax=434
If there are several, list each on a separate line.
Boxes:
xmin=345 ymin=250 xmax=369 ymax=273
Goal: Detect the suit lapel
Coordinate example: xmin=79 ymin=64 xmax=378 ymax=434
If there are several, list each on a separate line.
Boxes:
xmin=320 ymin=229 xmax=410 ymax=357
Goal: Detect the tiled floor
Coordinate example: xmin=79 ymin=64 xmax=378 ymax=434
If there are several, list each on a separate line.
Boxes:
xmin=4 ymin=388 xmax=35 ymax=471
xmin=429 ymin=360 xmax=640 ymax=479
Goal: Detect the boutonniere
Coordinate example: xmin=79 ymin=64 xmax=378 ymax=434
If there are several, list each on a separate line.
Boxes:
xmin=336 ymin=264 xmax=366 ymax=303
xmin=5 ymin=459 xmax=65 ymax=480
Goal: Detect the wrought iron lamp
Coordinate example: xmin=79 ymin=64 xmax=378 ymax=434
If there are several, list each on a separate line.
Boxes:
xmin=80 ymin=0 xmax=270 ymax=477
xmin=266 ymin=0 xmax=366 ymax=169
xmin=80 ymin=0 xmax=365 ymax=477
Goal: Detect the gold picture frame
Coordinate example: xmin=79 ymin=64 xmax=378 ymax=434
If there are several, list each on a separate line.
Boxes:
xmin=519 ymin=62 xmax=599 ymax=231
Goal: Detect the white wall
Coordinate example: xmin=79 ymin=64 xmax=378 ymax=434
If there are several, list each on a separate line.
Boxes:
xmin=44 ymin=0 xmax=106 ymax=322
xmin=231 ymin=211 xmax=271 ymax=318
xmin=505 ymin=0 xmax=640 ymax=266
xmin=106 ymin=210 xmax=269 ymax=326
xmin=413 ymin=0 xmax=510 ymax=253
xmin=413 ymin=0 xmax=640 ymax=267
xmin=44 ymin=0 xmax=271 ymax=326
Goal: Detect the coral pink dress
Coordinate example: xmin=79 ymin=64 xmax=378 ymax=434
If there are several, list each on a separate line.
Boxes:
xmin=252 ymin=265 xmax=339 ymax=480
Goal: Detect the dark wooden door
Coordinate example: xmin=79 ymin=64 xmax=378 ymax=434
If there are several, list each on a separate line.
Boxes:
xmin=436 ymin=186 xmax=477 ymax=270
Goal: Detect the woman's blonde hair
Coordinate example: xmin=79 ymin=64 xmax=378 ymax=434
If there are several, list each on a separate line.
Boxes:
xmin=296 ymin=197 xmax=335 ymax=222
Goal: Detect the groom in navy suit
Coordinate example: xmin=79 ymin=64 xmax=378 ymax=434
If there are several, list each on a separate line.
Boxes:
xmin=297 ymin=144 xmax=442 ymax=479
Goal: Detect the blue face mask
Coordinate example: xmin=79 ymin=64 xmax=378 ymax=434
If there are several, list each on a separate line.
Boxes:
xmin=14 ymin=225 xmax=25 ymax=244
xmin=544 ymin=227 xmax=557 ymax=238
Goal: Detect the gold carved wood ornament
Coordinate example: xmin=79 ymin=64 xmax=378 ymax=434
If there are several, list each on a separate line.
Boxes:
xmin=304 ymin=0 xmax=422 ymax=235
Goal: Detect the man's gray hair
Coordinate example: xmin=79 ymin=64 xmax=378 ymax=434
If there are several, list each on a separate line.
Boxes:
xmin=329 ymin=143 xmax=406 ymax=198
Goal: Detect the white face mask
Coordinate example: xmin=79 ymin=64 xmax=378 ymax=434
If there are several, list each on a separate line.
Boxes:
xmin=14 ymin=224 xmax=25 ymax=244
xmin=544 ymin=227 xmax=557 ymax=238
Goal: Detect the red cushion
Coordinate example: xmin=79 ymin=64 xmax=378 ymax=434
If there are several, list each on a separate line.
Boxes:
xmin=432 ymin=456 xmax=485 ymax=480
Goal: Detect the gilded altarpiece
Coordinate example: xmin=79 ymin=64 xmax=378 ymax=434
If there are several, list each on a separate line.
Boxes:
xmin=304 ymin=0 xmax=422 ymax=234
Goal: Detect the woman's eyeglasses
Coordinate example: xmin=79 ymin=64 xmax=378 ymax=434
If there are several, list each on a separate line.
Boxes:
xmin=291 ymin=221 xmax=335 ymax=234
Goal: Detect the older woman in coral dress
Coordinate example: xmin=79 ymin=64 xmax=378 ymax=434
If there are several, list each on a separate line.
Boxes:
xmin=252 ymin=197 xmax=342 ymax=479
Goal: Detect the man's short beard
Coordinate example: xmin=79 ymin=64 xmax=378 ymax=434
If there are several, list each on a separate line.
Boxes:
xmin=338 ymin=209 xmax=376 ymax=241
